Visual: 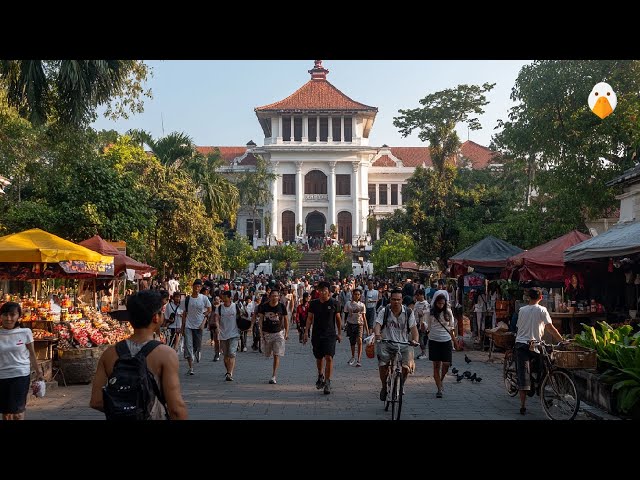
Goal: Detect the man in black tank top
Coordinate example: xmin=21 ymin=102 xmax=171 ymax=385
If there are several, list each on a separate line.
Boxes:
xmin=303 ymin=281 xmax=342 ymax=395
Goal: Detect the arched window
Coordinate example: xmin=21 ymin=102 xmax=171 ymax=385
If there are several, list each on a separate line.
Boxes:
xmin=304 ymin=170 xmax=327 ymax=194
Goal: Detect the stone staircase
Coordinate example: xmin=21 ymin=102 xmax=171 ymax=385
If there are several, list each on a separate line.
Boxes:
xmin=296 ymin=251 xmax=322 ymax=275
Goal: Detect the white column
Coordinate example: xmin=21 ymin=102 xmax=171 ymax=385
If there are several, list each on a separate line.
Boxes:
xmin=328 ymin=161 xmax=336 ymax=227
xmin=328 ymin=117 xmax=333 ymax=142
xmin=352 ymin=162 xmax=360 ymax=237
xmin=277 ymin=117 xmax=283 ymax=144
xmin=398 ymin=184 xmax=403 ymax=206
xmin=302 ymin=116 xmax=308 ymax=142
xmin=340 ymin=116 xmax=344 ymax=143
xmin=270 ymin=117 xmax=278 ymax=144
xmin=387 ymin=183 xmax=391 ymax=205
xmin=290 ymin=116 xmax=294 ymax=142
xmin=296 ymin=162 xmax=303 ymax=232
xmin=270 ymin=163 xmax=279 ymax=242
xmin=316 ymin=117 xmax=320 ymax=142
xmin=376 ymin=183 xmax=379 ymax=205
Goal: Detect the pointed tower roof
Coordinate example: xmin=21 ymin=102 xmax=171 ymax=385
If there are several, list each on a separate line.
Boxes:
xmin=255 ymin=60 xmax=377 ymax=113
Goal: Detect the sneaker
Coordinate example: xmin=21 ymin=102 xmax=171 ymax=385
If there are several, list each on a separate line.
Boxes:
xmin=355 ymin=361 xmax=362 ymax=367
xmin=436 ymin=390 xmax=443 ymax=398
xmin=379 ymin=386 xmax=387 ymax=401
xmin=269 ymin=376 xmax=277 ymax=384
xmin=323 ymin=379 xmax=331 ymax=394
xmin=315 ymin=374 xmax=325 ymax=389
xmin=417 ymin=353 xmax=426 ymax=360
xmin=214 ymin=353 xmax=220 ymax=362
xmin=348 ymin=357 xmax=355 ymax=366
xmin=187 ymin=368 xmax=194 ymax=375
xmin=196 ymin=351 xmax=201 ymax=363
xmin=242 ymin=347 xmax=248 ymax=352
xmin=225 ymin=372 xmax=233 ymax=381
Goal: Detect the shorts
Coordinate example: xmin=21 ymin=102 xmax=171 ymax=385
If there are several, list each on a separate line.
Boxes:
xmin=262 ymin=331 xmax=286 ymax=357
xmin=515 ymin=342 xmax=540 ymax=391
xmin=0 ymin=375 xmax=30 ymax=414
xmin=376 ymin=342 xmax=414 ymax=372
xmin=346 ymin=323 xmax=363 ymax=346
xmin=220 ymin=337 xmax=240 ymax=358
xmin=311 ymin=336 xmax=336 ymax=359
xmin=428 ymin=339 xmax=452 ymax=363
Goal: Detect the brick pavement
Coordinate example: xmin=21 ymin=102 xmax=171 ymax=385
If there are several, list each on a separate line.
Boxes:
xmin=25 ymin=333 xmax=613 ymax=420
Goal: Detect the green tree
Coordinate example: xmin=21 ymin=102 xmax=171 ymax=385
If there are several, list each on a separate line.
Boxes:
xmin=235 ymin=155 xmax=277 ymax=243
xmin=271 ymin=244 xmax=303 ymax=273
xmin=221 ymin=235 xmax=254 ymax=278
xmin=0 ymin=60 xmax=151 ymax=126
xmin=371 ymin=230 xmax=416 ymax=275
xmin=321 ymin=245 xmax=352 ymax=277
xmin=394 ymin=83 xmax=495 ymax=174
xmin=493 ymin=60 xmax=640 ymax=232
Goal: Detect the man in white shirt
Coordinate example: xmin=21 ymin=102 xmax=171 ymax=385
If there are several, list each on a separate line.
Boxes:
xmin=167 ymin=275 xmax=180 ymax=297
xmin=413 ymin=288 xmax=430 ymax=360
xmin=514 ymin=288 xmax=564 ymax=415
xmin=213 ymin=291 xmax=240 ymax=381
xmin=164 ymin=292 xmax=183 ymax=351
xmin=180 ymin=279 xmax=211 ymax=375
xmin=364 ymin=280 xmax=379 ymax=332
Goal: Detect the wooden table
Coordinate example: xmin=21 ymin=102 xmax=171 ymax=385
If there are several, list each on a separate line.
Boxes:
xmin=549 ymin=312 xmax=606 ymax=336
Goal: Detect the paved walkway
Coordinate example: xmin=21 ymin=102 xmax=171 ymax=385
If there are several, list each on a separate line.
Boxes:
xmin=25 ymin=333 xmax=613 ymax=420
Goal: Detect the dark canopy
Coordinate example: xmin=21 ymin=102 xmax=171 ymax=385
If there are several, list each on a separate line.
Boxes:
xmin=507 ymin=230 xmax=590 ymax=283
xmin=449 ymin=236 xmax=523 ymax=277
xmin=79 ymin=235 xmax=156 ymax=276
xmin=564 ymin=221 xmax=640 ymax=262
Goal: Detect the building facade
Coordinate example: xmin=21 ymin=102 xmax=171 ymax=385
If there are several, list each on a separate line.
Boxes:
xmin=200 ymin=61 xmax=496 ymax=246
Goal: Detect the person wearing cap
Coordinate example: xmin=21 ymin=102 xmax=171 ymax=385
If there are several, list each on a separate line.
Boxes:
xmin=303 ymin=280 xmax=342 ymax=394
xmin=180 ymin=279 xmax=212 ymax=375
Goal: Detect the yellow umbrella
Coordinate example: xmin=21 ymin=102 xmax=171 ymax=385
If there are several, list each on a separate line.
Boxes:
xmin=0 ymin=228 xmax=114 ymax=264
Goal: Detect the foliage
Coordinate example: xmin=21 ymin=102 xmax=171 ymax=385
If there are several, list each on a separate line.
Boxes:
xmin=367 ymin=215 xmax=378 ymax=241
xmin=0 ymin=60 xmax=151 ymax=127
xmin=575 ymin=321 xmax=640 ymax=415
xmin=235 ymin=155 xmax=277 ymax=236
xmin=493 ymin=60 xmax=640 ymax=230
xmin=394 ymin=83 xmax=495 ymax=174
xmin=252 ymin=246 xmax=271 ymax=264
xmin=371 ymin=230 xmax=416 ymax=275
xmin=221 ymin=235 xmax=255 ymax=278
xmin=321 ymin=245 xmax=352 ymax=277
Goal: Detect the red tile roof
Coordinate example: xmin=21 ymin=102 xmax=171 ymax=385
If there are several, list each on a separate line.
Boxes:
xmin=372 ymin=155 xmax=396 ymax=167
xmin=389 ymin=147 xmax=433 ymax=167
xmin=196 ymin=146 xmax=247 ymax=165
xmin=255 ymin=79 xmax=377 ymax=112
xmin=459 ymin=140 xmax=498 ymax=169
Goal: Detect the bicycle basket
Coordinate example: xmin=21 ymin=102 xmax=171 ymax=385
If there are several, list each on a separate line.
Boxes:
xmin=551 ymin=343 xmax=597 ymax=369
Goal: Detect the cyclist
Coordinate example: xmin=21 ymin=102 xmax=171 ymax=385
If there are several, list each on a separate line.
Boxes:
xmin=374 ymin=288 xmax=419 ymax=401
xmin=515 ymin=288 xmax=564 ymax=415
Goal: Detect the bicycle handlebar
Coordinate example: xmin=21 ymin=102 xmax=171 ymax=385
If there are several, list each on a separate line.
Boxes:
xmin=379 ymin=339 xmax=419 ymax=347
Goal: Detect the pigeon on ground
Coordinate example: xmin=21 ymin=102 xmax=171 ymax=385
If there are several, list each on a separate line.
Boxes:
xmin=464 ymin=354 xmax=472 ymax=364
xmin=451 ymin=367 xmax=459 ymax=374
xmin=456 ymin=374 xmax=464 ymax=383
xmin=463 ymin=371 xmax=471 ymax=378
xmin=475 ymin=376 xmax=482 ymax=383
xmin=469 ymin=373 xmax=477 ymax=382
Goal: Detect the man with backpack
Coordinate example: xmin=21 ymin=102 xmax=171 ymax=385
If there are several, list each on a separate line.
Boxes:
xmin=181 ymin=279 xmax=212 ymax=375
xmin=212 ymin=290 xmax=242 ymax=381
xmin=256 ymin=289 xmax=289 ymax=385
xmin=373 ymin=288 xmax=419 ymax=402
xmin=89 ymin=290 xmax=188 ymax=420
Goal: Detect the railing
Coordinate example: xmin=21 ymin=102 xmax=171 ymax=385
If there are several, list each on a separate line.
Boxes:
xmin=304 ymin=194 xmax=328 ymax=201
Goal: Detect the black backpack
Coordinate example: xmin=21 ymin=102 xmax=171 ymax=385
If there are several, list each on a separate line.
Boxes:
xmin=102 ymin=340 xmax=168 ymax=421
xmin=381 ymin=305 xmax=413 ymax=335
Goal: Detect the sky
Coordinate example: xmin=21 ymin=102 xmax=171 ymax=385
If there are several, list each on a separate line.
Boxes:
xmin=92 ymin=60 xmax=533 ymax=149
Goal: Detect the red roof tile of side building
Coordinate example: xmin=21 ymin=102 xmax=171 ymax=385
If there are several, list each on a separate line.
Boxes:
xmin=196 ymin=146 xmax=247 ymax=165
xmin=372 ymin=155 xmax=397 ymax=167
xmin=255 ymin=80 xmax=377 ymax=112
xmin=389 ymin=147 xmax=434 ymax=168
xmin=459 ymin=140 xmax=498 ymax=169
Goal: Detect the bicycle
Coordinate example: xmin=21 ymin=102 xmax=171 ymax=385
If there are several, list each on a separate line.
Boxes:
xmin=503 ymin=340 xmax=580 ymax=420
xmin=380 ymin=339 xmax=418 ymax=421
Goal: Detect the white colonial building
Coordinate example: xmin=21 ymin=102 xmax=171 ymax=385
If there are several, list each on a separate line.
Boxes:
xmin=200 ymin=61 xmax=496 ymax=246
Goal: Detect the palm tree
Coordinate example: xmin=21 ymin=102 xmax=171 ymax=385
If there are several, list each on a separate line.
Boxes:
xmin=0 ymin=60 xmax=140 ymax=126
xmin=126 ymin=129 xmax=193 ymax=168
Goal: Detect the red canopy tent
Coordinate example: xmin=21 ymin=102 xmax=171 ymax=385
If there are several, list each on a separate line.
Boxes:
xmin=506 ymin=230 xmax=590 ymax=283
xmin=78 ymin=236 xmax=156 ymax=276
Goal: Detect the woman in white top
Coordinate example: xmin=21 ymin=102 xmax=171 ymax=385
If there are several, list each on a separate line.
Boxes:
xmin=0 ymin=302 xmax=43 ymax=420
xmin=427 ymin=291 xmax=456 ymax=399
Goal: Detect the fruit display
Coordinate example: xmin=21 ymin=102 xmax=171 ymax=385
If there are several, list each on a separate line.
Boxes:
xmin=50 ymin=308 xmax=133 ymax=349
xmin=32 ymin=329 xmax=57 ymax=341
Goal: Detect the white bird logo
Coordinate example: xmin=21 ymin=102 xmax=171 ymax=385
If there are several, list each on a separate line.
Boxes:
xmin=588 ymin=82 xmax=617 ymax=119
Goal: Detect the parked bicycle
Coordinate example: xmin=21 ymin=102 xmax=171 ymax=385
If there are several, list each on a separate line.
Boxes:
xmin=380 ymin=339 xmax=418 ymax=421
xmin=503 ymin=340 xmax=580 ymax=420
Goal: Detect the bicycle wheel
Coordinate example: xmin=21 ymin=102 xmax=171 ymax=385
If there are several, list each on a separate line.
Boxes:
xmin=503 ymin=351 xmax=518 ymax=397
xmin=540 ymin=370 xmax=580 ymax=420
xmin=384 ymin=375 xmax=392 ymax=411
xmin=391 ymin=373 xmax=404 ymax=421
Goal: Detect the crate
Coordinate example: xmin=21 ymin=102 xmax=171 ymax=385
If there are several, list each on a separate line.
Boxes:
xmin=491 ymin=331 xmax=515 ymax=349
xmin=552 ymin=343 xmax=597 ymax=370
